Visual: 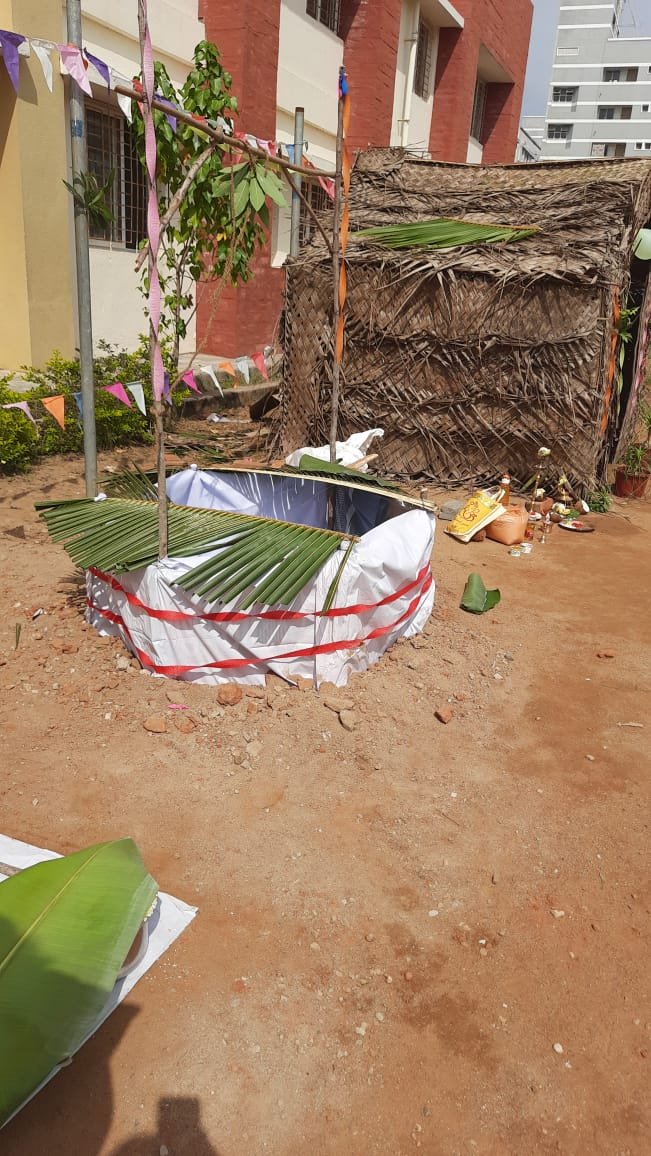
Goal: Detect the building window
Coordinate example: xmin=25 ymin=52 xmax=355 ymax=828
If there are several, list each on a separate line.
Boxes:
xmin=604 ymin=143 xmax=626 ymax=157
xmin=86 ymin=103 xmax=147 ymax=249
xmin=413 ymin=20 xmax=433 ymax=99
xmin=636 ymin=142 xmax=643 ymax=149
xmin=627 ymin=67 xmax=639 ymax=81
xmin=620 ymin=105 xmax=632 ymax=119
xmin=552 ymin=86 xmax=577 ymax=104
xmin=547 ymin=123 xmax=572 ymax=141
xmin=299 ymin=181 xmax=330 ymax=247
xmin=643 ymin=104 xmax=650 ymax=112
xmin=305 ymin=0 xmax=341 ymax=35
xmin=470 ymin=78 xmax=487 ymax=142
xmin=603 ymin=68 xmax=621 ymax=82
xmin=598 ymin=106 xmax=615 ymax=119
xmin=646 ymin=143 xmax=651 ymax=150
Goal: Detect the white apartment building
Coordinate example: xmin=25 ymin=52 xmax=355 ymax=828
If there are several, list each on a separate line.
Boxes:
xmin=543 ymin=0 xmax=651 ymax=159
xmin=516 ymin=121 xmax=542 ymax=161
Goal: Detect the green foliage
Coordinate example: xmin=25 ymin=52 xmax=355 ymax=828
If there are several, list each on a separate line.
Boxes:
xmin=63 ymin=169 xmax=115 ymax=231
xmin=131 ymin=41 xmax=285 ymax=369
xmin=38 ymin=495 xmax=353 ymax=610
xmin=621 ymin=443 xmax=650 ymax=477
xmin=0 ymin=340 xmax=185 ymax=474
xmin=587 ymin=489 xmax=612 ymax=513
xmin=357 ymin=218 xmax=538 ymax=249
xmin=0 ymin=839 xmax=157 ymax=1127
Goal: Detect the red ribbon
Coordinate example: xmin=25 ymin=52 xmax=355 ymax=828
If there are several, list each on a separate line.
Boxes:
xmin=88 ymin=564 xmax=431 ymax=623
xmin=86 ymin=572 xmax=432 ymax=677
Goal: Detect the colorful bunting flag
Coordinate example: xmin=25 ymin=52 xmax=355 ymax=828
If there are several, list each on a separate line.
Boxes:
xmin=181 ymin=369 xmax=201 ymax=394
xmin=125 ymin=380 xmax=146 ymax=415
xmin=83 ymin=48 xmax=110 ymax=88
xmin=31 ymin=39 xmax=53 ymax=91
xmin=113 ymin=69 xmax=133 ymax=121
xmin=0 ymin=30 xmax=26 ymax=92
xmin=234 ymin=356 xmax=250 ymax=384
xmin=1 ymin=400 xmax=37 ymax=426
xmin=58 ymin=44 xmax=92 ymax=96
xmin=41 ymin=395 xmax=65 ymax=429
xmin=103 ymin=381 xmax=132 ymax=408
xmin=217 ymin=361 xmax=236 ymax=378
xmin=251 ymin=351 xmax=269 ymax=380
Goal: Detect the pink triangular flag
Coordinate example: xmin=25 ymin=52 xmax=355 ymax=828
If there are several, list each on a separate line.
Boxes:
xmin=103 ymin=381 xmax=132 ymax=407
xmin=58 ymin=44 xmax=92 ymax=96
xmin=181 ymin=369 xmax=201 ymax=393
xmin=251 ymin=351 xmax=269 ymax=380
xmin=41 ymin=395 xmax=66 ymax=429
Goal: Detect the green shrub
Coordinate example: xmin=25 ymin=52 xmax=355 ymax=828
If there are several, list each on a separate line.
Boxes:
xmin=0 ymin=340 xmax=190 ymax=474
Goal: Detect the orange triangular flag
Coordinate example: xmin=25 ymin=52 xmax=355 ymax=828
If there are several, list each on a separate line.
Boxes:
xmin=218 ymin=361 xmax=236 ymax=377
xmin=41 ymin=394 xmax=65 ymax=429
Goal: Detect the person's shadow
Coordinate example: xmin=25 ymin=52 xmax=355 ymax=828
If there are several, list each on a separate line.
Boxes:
xmin=111 ymin=1097 xmax=220 ymax=1155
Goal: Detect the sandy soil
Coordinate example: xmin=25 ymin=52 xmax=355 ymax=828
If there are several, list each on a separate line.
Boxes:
xmin=0 ymin=447 xmax=649 ymax=1156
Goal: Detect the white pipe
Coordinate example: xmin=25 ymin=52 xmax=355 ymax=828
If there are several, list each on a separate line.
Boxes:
xmin=400 ymin=2 xmax=421 ymax=148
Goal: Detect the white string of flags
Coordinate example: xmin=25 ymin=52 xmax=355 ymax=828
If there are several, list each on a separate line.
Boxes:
xmin=0 ymin=353 xmax=272 ymax=432
xmin=0 ymin=28 xmax=334 ymax=196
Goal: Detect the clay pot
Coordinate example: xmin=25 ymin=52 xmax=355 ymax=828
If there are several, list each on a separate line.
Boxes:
xmin=614 ymin=469 xmax=650 ymax=499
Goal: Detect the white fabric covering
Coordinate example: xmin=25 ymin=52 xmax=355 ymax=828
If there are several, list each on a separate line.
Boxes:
xmin=86 ymin=468 xmax=435 ymax=687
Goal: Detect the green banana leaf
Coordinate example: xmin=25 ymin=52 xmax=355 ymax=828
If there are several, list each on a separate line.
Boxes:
xmin=0 ymin=839 xmax=157 ymax=1127
xmin=460 ymin=572 xmax=501 ymax=615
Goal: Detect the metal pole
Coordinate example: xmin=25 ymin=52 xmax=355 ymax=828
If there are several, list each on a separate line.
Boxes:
xmin=289 ymin=106 xmax=304 ymax=258
xmin=66 ymin=0 xmax=97 ymax=497
xmin=329 ymin=84 xmax=344 ymax=463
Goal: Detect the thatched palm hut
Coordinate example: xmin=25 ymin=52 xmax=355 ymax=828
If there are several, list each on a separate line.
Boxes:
xmin=281 ymin=149 xmax=651 ymax=489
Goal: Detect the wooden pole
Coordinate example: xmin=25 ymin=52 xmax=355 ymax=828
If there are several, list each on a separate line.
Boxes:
xmin=114 ymin=83 xmax=335 ymax=179
xmin=137 ymin=1 xmax=167 ymax=558
xmin=329 ymin=74 xmax=345 ymax=464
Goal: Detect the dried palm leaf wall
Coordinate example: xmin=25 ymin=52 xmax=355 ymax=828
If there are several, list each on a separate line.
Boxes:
xmin=281 ymin=150 xmax=651 ymax=488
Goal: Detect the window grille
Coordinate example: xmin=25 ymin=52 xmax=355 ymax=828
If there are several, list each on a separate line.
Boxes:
xmin=299 ymin=181 xmax=330 ymax=248
xmin=552 ymin=87 xmax=577 ymax=103
xmin=547 ymin=123 xmax=572 ymax=140
xmin=86 ymin=103 xmax=147 ymax=249
xmin=306 ymin=0 xmax=341 ymax=35
xmin=413 ymin=20 xmax=432 ymax=99
xmin=470 ymin=79 xmax=487 ymax=142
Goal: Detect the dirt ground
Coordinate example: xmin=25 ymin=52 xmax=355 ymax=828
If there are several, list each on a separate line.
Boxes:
xmin=1 ymin=444 xmax=650 ymax=1156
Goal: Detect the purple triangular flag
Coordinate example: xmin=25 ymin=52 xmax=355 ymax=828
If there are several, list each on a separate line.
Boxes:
xmin=0 ymin=30 xmax=26 ymax=92
xmin=103 ymin=381 xmax=132 ymax=407
xmin=84 ymin=48 xmax=110 ymax=88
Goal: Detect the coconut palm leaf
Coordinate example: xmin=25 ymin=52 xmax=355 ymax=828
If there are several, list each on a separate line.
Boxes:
xmin=37 ymin=497 xmax=354 ymax=610
xmin=198 ymin=464 xmax=432 ymax=508
xmin=356 ymin=217 xmax=538 ymax=250
xmin=0 ymin=839 xmax=157 ymax=1128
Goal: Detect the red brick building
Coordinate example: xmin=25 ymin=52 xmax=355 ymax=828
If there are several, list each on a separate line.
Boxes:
xmin=198 ymin=0 xmax=533 ymax=357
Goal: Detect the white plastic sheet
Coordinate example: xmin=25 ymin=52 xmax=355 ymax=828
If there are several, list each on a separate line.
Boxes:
xmin=87 ymin=468 xmax=435 ymax=687
xmin=285 ymin=428 xmax=384 ymax=470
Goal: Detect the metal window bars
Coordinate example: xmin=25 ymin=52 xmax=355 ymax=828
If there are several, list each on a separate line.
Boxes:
xmin=86 ymin=102 xmax=147 ymax=250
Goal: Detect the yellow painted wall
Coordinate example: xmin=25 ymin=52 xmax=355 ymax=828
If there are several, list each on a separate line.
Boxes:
xmin=0 ymin=0 xmax=76 ymax=368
